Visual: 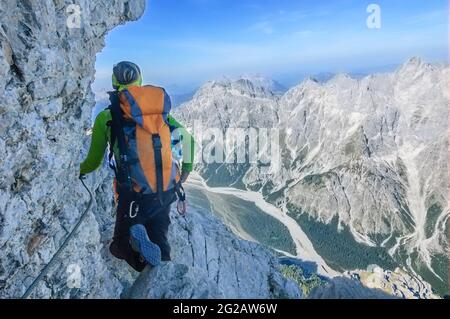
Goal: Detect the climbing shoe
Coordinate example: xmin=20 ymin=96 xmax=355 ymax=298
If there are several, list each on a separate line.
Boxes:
xmin=129 ymin=224 xmax=162 ymax=267
xmin=109 ymin=239 xmax=147 ymax=272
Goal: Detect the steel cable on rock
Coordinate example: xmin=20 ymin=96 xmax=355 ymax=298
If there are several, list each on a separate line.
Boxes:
xmin=21 ymin=177 xmax=93 ymax=299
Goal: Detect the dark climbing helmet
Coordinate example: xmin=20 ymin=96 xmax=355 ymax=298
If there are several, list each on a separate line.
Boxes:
xmin=112 ymin=61 xmax=142 ymax=89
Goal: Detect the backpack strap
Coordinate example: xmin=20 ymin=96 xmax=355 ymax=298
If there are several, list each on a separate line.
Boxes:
xmin=107 ymin=119 xmax=117 ymax=175
xmin=152 ymin=134 xmax=164 ymax=206
xmin=108 ymin=91 xmax=133 ymax=192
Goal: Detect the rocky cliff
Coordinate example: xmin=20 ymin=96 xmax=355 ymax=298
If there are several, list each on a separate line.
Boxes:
xmin=0 ymin=0 xmax=147 ymax=298
xmin=127 ymin=206 xmax=301 ymax=299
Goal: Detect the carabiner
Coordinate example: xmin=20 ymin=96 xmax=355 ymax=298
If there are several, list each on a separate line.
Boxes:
xmin=129 ymin=201 xmax=139 ymax=219
xmin=177 ymin=200 xmax=187 ymax=216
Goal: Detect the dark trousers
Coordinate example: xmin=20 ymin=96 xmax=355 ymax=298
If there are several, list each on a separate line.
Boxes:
xmin=109 ymin=195 xmax=172 ymax=272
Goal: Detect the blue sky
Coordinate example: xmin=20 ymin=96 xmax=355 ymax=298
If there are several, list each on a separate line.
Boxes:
xmin=93 ymin=0 xmax=448 ymax=94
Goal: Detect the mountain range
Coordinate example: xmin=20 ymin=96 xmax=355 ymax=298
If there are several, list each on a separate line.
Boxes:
xmin=174 ymin=58 xmax=449 ymax=295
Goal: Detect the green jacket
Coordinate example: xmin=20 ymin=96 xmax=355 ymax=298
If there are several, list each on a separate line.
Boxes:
xmin=80 ymin=109 xmax=195 ymax=175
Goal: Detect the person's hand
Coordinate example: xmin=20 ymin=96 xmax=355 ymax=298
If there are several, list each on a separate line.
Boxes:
xmin=180 ymin=171 xmax=190 ymax=184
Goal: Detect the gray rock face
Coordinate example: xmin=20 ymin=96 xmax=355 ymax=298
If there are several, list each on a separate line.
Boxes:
xmin=167 ymin=206 xmax=302 ymax=299
xmin=345 ymin=266 xmax=440 ymax=299
xmin=308 ymin=277 xmax=396 ymax=299
xmin=0 ymin=0 xmax=145 ymax=298
xmin=127 ymin=263 xmax=223 ymax=299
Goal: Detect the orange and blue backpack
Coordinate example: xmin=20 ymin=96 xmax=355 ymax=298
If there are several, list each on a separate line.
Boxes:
xmin=107 ymin=85 xmax=185 ymax=221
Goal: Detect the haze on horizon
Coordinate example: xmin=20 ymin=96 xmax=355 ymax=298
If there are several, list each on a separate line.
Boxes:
xmin=92 ymin=0 xmax=448 ymax=95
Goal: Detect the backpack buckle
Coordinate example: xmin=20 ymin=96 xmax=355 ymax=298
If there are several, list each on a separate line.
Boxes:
xmin=152 ymin=134 xmax=162 ymax=150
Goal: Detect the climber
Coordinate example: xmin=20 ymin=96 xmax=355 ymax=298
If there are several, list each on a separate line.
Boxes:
xmin=79 ymin=61 xmax=195 ymax=272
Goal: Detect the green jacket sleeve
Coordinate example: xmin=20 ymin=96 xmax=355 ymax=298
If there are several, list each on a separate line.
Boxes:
xmin=79 ymin=110 xmax=111 ymax=175
xmin=167 ymin=114 xmax=195 ymax=173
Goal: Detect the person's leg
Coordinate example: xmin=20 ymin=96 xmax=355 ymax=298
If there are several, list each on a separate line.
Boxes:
xmin=112 ymin=208 xmax=129 ymax=245
xmin=109 ymin=198 xmax=147 ymax=272
xmin=145 ymin=205 xmax=172 ymax=261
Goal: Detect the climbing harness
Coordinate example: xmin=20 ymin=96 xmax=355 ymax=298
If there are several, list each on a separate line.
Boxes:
xmin=21 ymin=177 xmax=93 ymax=299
